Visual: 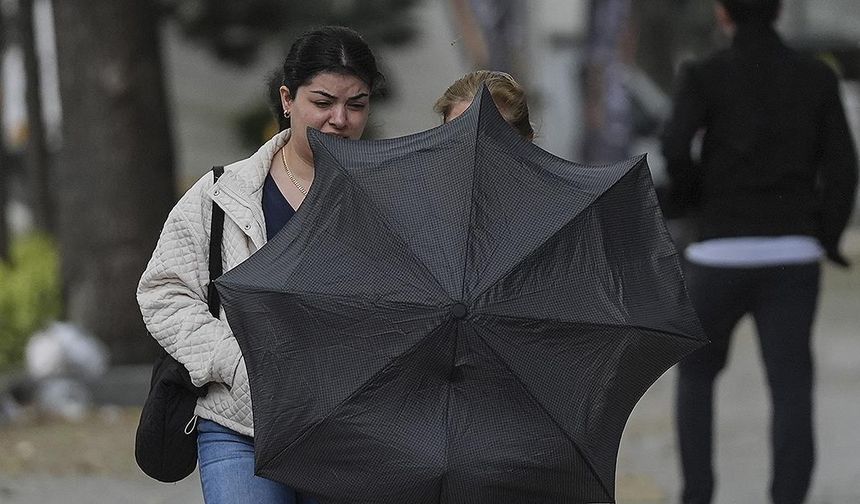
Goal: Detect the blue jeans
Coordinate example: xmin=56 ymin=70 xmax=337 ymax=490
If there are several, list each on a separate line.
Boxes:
xmin=197 ymin=419 xmax=318 ymax=504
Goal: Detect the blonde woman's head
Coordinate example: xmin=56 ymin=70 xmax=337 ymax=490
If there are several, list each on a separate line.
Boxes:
xmin=434 ymin=70 xmax=534 ymax=140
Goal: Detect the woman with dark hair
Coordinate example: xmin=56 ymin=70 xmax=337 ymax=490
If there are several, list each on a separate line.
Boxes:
xmin=138 ymin=26 xmax=384 ymax=503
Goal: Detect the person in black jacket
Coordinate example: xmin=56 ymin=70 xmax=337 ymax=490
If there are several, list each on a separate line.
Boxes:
xmin=661 ymin=1 xmax=858 ymax=503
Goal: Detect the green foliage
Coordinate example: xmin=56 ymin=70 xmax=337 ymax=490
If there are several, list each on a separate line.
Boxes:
xmin=0 ymin=233 xmax=63 ymax=371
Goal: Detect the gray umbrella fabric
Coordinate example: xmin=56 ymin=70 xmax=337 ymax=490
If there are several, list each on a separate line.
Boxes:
xmin=215 ymin=87 xmax=706 ymax=504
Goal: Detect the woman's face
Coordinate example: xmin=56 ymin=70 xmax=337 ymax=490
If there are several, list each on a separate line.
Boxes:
xmin=281 ymin=72 xmax=371 ymax=159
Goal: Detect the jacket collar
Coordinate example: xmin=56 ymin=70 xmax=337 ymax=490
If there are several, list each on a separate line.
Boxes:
xmin=207 ymin=129 xmax=291 ymax=249
xmin=217 ymin=129 xmax=291 ymax=198
xmin=732 ymin=24 xmax=783 ymax=52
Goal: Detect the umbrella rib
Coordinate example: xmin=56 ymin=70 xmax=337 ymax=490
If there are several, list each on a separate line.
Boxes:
xmin=215 ymin=283 xmax=444 ymax=311
xmin=314 ymin=139 xmax=452 ymax=300
xmin=470 ymin=157 xmax=649 ymax=303
xmin=459 ymin=104 xmax=485 ymax=301
xmin=472 ymin=322 xmax=616 ymax=501
xmin=477 ymin=313 xmax=705 ymax=344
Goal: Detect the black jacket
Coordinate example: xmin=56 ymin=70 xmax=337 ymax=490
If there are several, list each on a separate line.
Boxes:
xmin=661 ymin=25 xmax=858 ymax=264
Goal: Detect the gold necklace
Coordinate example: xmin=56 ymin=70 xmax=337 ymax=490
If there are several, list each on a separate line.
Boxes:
xmin=280 ymin=147 xmax=307 ymax=195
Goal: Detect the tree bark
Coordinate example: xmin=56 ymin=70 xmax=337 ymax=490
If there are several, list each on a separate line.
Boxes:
xmin=0 ymin=149 xmax=7 ymax=259
xmin=0 ymin=7 xmax=9 ymax=261
xmin=52 ymin=0 xmax=175 ymax=363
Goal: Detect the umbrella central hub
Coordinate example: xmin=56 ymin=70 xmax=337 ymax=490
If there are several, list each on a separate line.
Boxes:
xmin=451 ymin=303 xmax=469 ymax=320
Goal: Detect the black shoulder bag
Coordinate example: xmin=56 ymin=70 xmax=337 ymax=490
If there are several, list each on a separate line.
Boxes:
xmin=135 ymin=166 xmax=225 ymax=483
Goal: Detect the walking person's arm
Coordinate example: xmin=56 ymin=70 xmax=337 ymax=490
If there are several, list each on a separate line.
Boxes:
xmin=816 ymin=68 xmax=859 ymax=267
xmin=661 ymin=62 xmax=708 ymax=219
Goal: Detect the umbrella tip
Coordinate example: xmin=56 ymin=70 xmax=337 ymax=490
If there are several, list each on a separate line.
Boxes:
xmin=451 ymin=303 xmax=469 ymax=320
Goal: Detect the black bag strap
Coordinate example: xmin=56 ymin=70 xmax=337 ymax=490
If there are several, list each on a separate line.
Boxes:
xmin=207 ymin=166 xmax=225 ymax=318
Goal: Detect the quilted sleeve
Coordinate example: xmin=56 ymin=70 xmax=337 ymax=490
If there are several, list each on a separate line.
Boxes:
xmin=137 ymin=179 xmax=242 ymax=388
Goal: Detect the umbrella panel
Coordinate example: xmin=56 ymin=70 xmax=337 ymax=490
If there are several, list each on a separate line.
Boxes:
xmin=473 ymin=317 xmax=702 ymax=488
xmin=262 ymin=320 xmax=611 ymax=504
xmin=221 ymin=288 xmax=449 ymax=463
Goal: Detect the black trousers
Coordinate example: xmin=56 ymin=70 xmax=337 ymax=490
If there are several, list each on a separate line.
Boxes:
xmin=676 ymin=262 xmax=820 ymax=504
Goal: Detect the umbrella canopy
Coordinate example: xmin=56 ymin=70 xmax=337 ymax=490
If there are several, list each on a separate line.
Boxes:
xmin=216 ymin=87 xmax=706 ymax=504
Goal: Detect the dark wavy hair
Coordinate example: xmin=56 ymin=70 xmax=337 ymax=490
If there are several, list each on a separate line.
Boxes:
xmin=282 ymin=26 xmax=384 ymax=100
xmin=718 ymin=0 xmax=781 ymax=25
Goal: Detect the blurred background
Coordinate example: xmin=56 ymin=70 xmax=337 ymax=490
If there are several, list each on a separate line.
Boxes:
xmin=0 ymin=1 xmax=858 ymax=503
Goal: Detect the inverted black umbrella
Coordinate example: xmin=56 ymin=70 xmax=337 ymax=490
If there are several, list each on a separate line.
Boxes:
xmin=216 ymin=87 xmax=706 ymax=504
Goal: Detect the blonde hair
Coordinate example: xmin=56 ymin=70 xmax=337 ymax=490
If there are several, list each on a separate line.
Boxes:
xmin=434 ymin=70 xmax=534 ymax=139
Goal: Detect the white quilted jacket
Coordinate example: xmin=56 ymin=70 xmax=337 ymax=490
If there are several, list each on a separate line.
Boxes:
xmin=138 ymin=129 xmax=291 ymax=436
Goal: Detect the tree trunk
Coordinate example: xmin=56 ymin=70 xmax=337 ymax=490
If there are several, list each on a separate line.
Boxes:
xmin=20 ymin=0 xmax=53 ymax=231
xmin=0 ymin=7 xmax=9 ymax=261
xmin=0 ymin=151 xmax=8 ymax=261
xmin=52 ymin=0 xmax=175 ymax=363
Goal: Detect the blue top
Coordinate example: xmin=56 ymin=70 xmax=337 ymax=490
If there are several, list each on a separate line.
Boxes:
xmin=262 ymin=172 xmax=296 ymax=240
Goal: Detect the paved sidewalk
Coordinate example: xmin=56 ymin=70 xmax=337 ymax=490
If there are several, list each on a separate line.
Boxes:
xmin=1 ymin=230 xmax=858 ymax=504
